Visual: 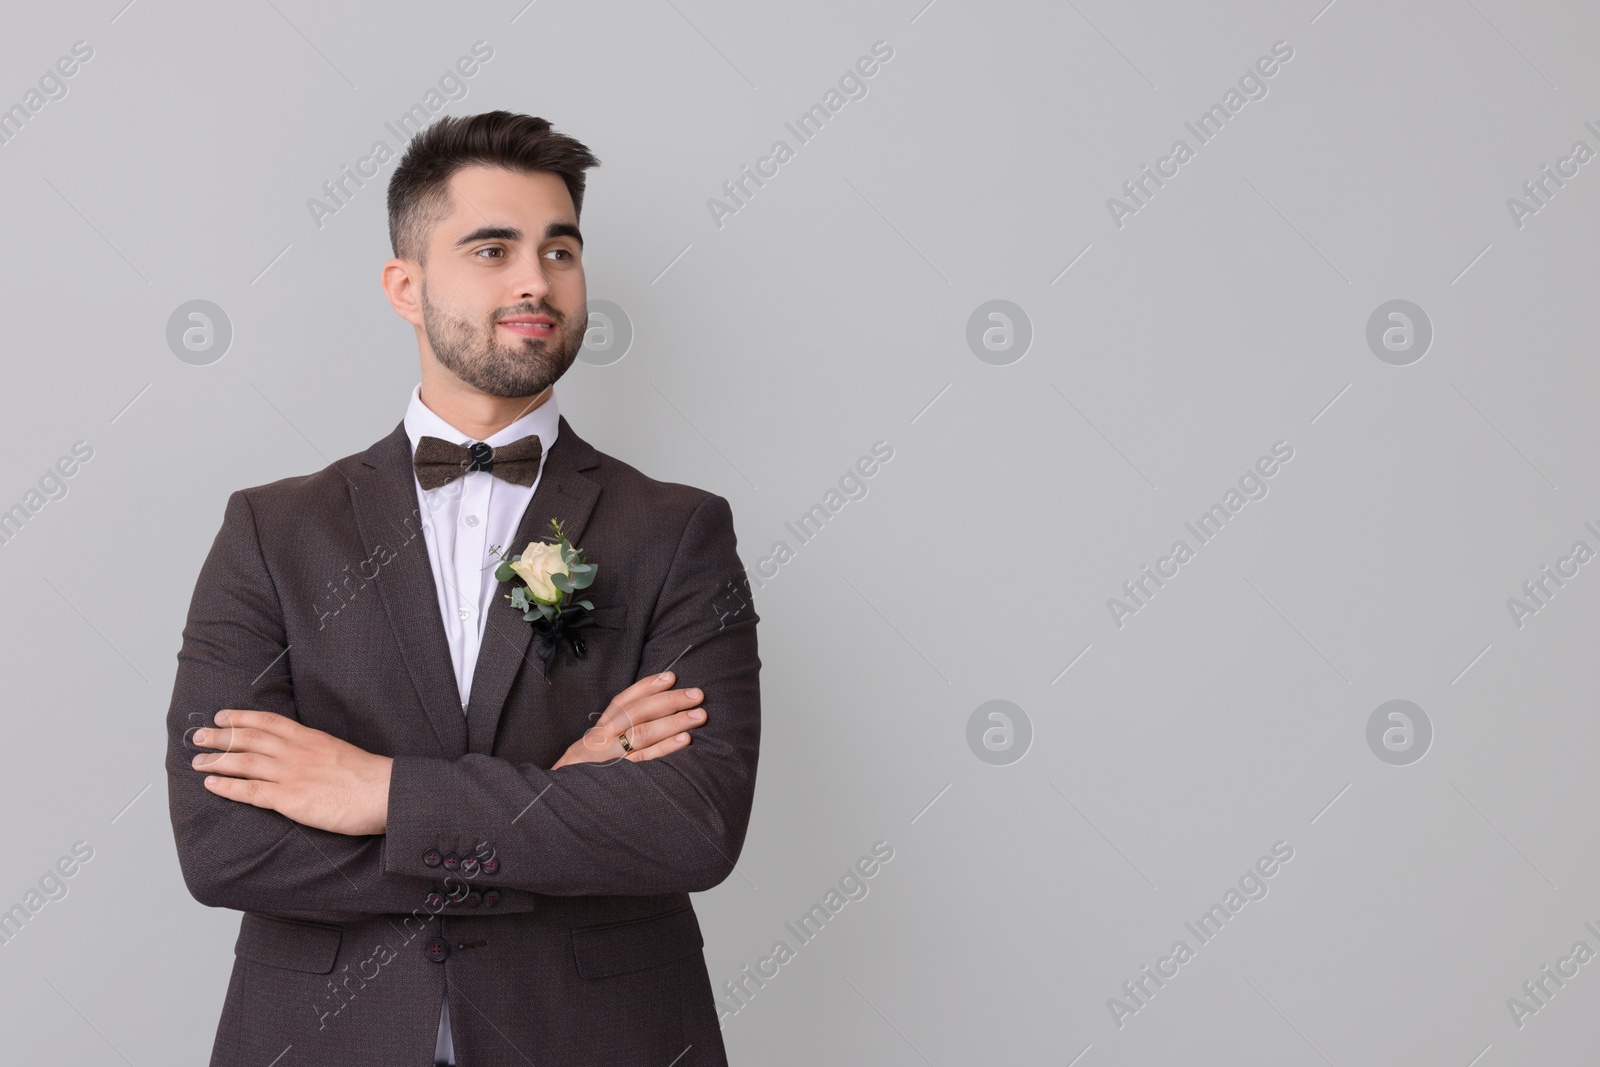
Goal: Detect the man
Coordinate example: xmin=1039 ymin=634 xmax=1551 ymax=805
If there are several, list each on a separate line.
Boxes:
xmin=164 ymin=111 xmax=761 ymax=1066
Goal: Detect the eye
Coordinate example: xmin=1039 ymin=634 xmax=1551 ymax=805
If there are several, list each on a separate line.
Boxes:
xmin=545 ymin=247 xmax=576 ymax=262
xmin=475 ymin=246 xmax=506 ymax=260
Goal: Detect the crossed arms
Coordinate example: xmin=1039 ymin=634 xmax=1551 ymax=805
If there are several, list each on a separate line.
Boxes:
xmin=165 ymin=488 xmax=760 ymax=925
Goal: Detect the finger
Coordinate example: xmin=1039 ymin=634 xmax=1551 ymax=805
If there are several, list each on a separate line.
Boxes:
xmin=574 ymin=716 xmax=649 ymax=759
xmin=625 ymin=731 xmax=692 ymax=762
xmin=591 ymin=672 xmax=682 ymax=729
xmin=609 ymin=670 xmax=677 ymax=711
xmin=576 ymin=682 xmax=701 ymax=762
xmin=190 ymin=725 xmax=288 ymax=757
xmin=579 ymin=724 xmax=693 ymax=769
xmin=626 ymin=706 xmax=707 ymax=752
xmin=191 ymin=749 xmax=273 ymax=780
xmin=214 ymin=708 xmax=293 ymax=733
xmin=595 ymin=685 xmax=702 ymax=734
xmin=201 ymin=772 xmax=278 ymax=809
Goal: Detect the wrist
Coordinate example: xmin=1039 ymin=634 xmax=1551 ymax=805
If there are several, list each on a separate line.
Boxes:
xmin=370 ymin=755 xmax=393 ymax=834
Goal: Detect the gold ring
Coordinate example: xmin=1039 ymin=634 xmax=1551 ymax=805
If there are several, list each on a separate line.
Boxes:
xmin=617 ymin=730 xmax=634 ymax=754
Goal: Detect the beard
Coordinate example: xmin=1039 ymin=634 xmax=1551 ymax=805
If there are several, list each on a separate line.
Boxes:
xmin=420 ymin=281 xmax=586 ymax=399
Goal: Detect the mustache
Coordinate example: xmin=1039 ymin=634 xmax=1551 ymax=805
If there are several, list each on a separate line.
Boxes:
xmin=496 ymin=304 xmax=565 ymax=324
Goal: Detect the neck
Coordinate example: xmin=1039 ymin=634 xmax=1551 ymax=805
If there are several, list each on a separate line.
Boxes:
xmin=418 ymin=373 xmax=552 ymax=442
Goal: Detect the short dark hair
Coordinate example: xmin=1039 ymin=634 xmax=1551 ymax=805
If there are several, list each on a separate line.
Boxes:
xmin=386 ymin=111 xmax=600 ymax=264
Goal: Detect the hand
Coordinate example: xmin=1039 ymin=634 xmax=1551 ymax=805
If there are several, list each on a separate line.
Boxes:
xmin=552 ymin=670 xmax=707 ymax=769
xmin=190 ymin=709 xmax=393 ymax=836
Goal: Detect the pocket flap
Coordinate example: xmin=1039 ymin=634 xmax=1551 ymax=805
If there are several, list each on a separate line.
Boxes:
xmin=235 ymin=912 xmax=343 ymax=974
xmin=571 ymin=905 xmax=703 ymax=979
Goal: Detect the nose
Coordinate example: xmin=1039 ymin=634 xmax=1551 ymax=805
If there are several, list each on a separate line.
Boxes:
xmin=509 ymin=250 xmax=552 ymax=303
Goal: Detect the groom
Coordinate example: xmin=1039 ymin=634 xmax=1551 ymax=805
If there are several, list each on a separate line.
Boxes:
xmin=164 ymin=111 xmax=761 ymax=1066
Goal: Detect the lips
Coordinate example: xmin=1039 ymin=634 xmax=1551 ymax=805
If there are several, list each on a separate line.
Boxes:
xmin=498 ymin=315 xmax=556 ymax=336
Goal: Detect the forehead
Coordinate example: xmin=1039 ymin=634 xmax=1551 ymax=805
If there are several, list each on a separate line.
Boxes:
xmin=438 ymin=165 xmax=576 ymax=230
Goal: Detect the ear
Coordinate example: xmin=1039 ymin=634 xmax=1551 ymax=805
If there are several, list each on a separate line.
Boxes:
xmin=381 ymin=258 xmax=424 ymax=328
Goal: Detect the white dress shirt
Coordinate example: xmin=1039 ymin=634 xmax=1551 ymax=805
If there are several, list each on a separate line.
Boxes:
xmin=401 ymin=381 xmax=560 ymax=1066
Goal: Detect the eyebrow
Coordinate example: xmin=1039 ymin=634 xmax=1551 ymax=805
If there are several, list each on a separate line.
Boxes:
xmin=453 ymin=221 xmax=584 ymax=250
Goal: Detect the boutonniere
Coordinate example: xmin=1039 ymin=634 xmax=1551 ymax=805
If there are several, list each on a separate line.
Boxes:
xmin=490 ymin=518 xmax=598 ymax=677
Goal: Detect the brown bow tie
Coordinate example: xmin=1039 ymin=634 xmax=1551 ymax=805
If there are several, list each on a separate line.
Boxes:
xmin=413 ymin=434 xmax=543 ymax=490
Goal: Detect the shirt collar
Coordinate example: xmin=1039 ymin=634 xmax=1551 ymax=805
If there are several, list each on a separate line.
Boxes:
xmin=403 ymin=381 xmax=561 ymax=459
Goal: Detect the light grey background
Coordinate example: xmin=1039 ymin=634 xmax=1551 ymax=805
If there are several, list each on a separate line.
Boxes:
xmin=2 ymin=0 xmax=1597 ymax=1063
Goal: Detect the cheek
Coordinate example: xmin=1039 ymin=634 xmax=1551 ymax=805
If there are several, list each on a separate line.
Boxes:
xmin=556 ymin=272 xmax=586 ymax=308
xmin=423 ymin=278 xmax=476 ymax=320
xmin=556 ymin=281 xmax=587 ymax=322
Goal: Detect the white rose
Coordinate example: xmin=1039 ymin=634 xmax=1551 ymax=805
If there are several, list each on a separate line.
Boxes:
xmin=509 ymin=541 xmax=569 ymax=603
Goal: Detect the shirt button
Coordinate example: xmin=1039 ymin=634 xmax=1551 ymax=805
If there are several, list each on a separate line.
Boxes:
xmin=458 ymin=605 xmax=474 ymax=621
xmin=464 ymin=514 xmax=480 ymax=527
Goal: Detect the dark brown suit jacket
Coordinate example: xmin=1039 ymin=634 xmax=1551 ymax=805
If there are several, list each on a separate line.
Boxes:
xmin=164 ymin=414 xmax=761 ymax=1066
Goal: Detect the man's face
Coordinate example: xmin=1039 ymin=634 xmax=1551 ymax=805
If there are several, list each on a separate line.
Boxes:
xmin=415 ymin=165 xmax=588 ymax=398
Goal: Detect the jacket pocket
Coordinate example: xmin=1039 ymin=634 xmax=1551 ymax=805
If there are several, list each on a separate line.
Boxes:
xmin=571 ymin=905 xmax=703 ymax=979
xmin=234 ymin=912 xmax=343 ymax=974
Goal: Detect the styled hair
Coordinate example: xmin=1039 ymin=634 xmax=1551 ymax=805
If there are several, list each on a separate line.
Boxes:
xmin=386 ymin=111 xmax=600 ymax=263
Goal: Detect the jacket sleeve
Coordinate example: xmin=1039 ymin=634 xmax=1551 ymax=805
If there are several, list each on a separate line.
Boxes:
xmin=382 ymin=492 xmax=762 ymax=896
xmin=165 ymin=489 xmax=544 ymax=923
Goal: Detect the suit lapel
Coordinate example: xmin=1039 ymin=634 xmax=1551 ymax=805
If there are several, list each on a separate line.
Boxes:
xmin=466 ymin=414 xmax=601 ymax=752
xmin=350 ymin=415 xmax=603 ymax=757
xmin=350 ymin=420 xmax=469 ymax=756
